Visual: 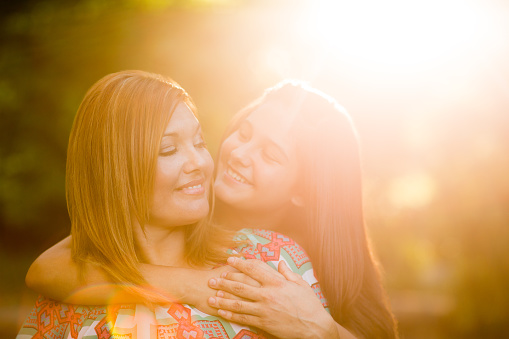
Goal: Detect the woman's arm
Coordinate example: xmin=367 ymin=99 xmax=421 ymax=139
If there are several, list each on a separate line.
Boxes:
xmin=207 ymin=257 xmax=358 ymax=339
xmin=25 ymin=236 xmax=236 ymax=313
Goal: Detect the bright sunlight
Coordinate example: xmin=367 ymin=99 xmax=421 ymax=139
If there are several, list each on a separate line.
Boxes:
xmin=301 ymin=0 xmax=497 ymax=71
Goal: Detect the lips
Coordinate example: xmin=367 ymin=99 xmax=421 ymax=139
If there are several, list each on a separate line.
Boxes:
xmin=177 ymin=179 xmax=207 ymax=195
xmin=225 ymin=165 xmax=252 ymax=185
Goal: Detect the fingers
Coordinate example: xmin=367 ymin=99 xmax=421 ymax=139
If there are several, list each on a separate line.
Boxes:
xmin=216 ymin=264 xmax=239 ymax=275
xmin=226 ymin=257 xmax=284 ymax=286
xmin=221 ymin=272 xmax=261 ymax=288
xmin=277 ymin=261 xmax=307 ymax=286
xmin=277 ymin=260 xmax=292 ymax=278
xmin=217 ymin=309 xmax=260 ymax=328
xmin=208 ymin=296 xmax=259 ymax=316
xmin=208 ymin=277 xmax=260 ymax=300
xmin=208 ymin=296 xmax=263 ymax=328
xmin=215 ymin=290 xmax=246 ymax=302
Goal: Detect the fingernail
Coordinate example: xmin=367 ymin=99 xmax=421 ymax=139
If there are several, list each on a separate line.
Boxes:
xmin=218 ymin=310 xmax=227 ymax=317
xmin=217 ymin=291 xmax=224 ymax=298
xmin=221 ymin=272 xmax=227 ymax=278
xmin=227 ymin=257 xmax=235 ymax=264
xmin=209 ymin=278 xmax=216 ymax=286
xmin=208 ymin=297 xmax=216 ymax=305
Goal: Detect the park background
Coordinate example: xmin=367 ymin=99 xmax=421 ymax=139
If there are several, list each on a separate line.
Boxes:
xmin=1 ymin=0 xmax=508 ymax=337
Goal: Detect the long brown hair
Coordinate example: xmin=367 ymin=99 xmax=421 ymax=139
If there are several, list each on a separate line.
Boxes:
xmin=67 ymin=70 xmax=231 ymax=292
xmin=219 ymin=80 xmax=398 ymax=338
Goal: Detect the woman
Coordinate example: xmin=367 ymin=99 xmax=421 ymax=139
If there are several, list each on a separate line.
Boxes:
xmin=17 ymin=71 xmax=326 ymax=339
xmin=208 ymin=81 xmax=397 ymax=338
xmin=24 ymin=80 xmax=397 ymax=338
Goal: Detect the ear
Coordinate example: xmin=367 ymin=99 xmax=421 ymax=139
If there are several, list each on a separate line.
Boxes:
xmin=291 ymin=195 xmax=304 ymax=207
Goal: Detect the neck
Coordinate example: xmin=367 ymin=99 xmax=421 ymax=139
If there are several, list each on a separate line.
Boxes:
xmin=214 ymin=200 xmax=306 ymax=246
xmin=132 ymin=221 xmax=189 ymax=268
xmin=214 ymin=201 xmax=277 ymax=229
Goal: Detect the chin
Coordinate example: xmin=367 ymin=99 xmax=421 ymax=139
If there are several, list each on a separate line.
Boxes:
xmin=176 ymin=201 xmax=211 ymax=224
xmin=191 ymin=203 xmax=210 ymax=219
xmin=215 ymin=192 xmax=254 ymax=213
xmin=179 ymin=212 xmax=209 ymax=226
xmin=214 ymin=183 xmax=237 ymax=205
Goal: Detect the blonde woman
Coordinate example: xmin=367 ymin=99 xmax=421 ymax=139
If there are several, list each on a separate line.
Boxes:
xmin=24 ymin=80 xmax=397 ymax=338
xmin=17 ymin=71 xmax=328 ymax=339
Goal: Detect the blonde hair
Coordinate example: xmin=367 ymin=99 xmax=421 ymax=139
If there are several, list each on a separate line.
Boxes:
xmin=67 ymin=70 xmax=231 ymax=292
xmin=220 ymin=80 xmax=398 ymax=338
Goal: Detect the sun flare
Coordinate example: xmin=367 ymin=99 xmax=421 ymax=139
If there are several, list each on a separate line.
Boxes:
xmin=301 ymin=0 xmax=495 ymax=71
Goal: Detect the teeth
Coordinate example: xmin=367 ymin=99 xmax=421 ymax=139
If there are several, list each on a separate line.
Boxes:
xmin=227 ymin=167 xmax=246 ymax=183
xmin=184 ymin=184 xmax=202 ymax=189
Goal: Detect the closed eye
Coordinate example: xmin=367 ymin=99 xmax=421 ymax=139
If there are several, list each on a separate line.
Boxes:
xmin=194 ymin=131 xmax=208 ymax=149
xmin=263 ymin=147 xmax=283 ymax=164
xmin=195 ymin=141 xmax=207 ymax=149
xmin=160 ymin=146 xmax=177 ymax=156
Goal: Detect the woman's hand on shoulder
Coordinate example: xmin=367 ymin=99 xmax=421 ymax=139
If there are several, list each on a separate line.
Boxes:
xmin=181 ymin=264 xmax=243 ymax=315
xmin=206 ymin=257 xmax=341 ymax=339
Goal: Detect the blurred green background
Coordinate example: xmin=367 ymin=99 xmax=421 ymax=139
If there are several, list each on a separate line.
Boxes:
xmin=1 ymin=0 xmax=508 ymax=337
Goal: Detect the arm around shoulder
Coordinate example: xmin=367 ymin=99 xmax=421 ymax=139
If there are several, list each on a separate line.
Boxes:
xmin=25 ymin=235 xmax=236 ymax=310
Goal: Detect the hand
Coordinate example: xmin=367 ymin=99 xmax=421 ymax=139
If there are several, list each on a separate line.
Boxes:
xmin=183 ymin=265 xmax=239 ymax=315
xmin=207 ymin=257 xmax=338 ymax=339
xmin=208 ymin=268 xmax=261 ymax=302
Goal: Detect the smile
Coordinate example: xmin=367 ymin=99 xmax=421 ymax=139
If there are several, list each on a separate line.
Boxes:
xmin=226 ymin=166 xmax=250 ymax=185
xmin=178 ymin=180 xmax=206 ymax=195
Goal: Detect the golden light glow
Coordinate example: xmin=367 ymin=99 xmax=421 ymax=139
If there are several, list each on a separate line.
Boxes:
xmin=248 ymin=46 xmax=292 ymax=80
xmin=301 ymin=0 xmax=496 ymax=71
xmin=389 ymin=171 xmax=436 ymax=209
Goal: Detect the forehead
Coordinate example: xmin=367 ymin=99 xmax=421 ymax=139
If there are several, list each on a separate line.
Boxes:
xmin=246 ymin=101 xmax=297 ymax=152
xmin=164 ymin=102 xmax=200 ymax=134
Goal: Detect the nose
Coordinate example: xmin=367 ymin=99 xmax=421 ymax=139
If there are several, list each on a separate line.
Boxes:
xmin=183 ymin=146 xmax=210 ymax=174
xmin=230 ymin=141 xmax=253 ymax=167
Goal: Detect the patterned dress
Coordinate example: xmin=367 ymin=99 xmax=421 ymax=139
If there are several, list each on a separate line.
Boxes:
xmin=16 ymin=229 xmax=329 ymax=339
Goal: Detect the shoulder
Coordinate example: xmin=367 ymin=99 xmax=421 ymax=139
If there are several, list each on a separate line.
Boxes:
xmin=233 ymin=229 xmax=329 ymax=310
xmin=233 ymin=228 xmax=315 ymax=278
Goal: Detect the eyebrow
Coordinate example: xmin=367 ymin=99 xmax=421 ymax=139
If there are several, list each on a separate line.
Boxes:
xmin=162 ymin=123 xmax=201 ymax=138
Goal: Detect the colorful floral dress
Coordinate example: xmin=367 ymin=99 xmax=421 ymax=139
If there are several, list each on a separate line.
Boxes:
xmin=16 ymin=229 xmax=329 ymax=339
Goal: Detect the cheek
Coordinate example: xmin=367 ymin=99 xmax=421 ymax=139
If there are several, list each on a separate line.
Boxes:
xmin=157 ymin=162 xmax=177 ymax=183
xmin=258 ymin=166 xmax=297 ymax=195
xmin=150 ymin=180 xmax=169 ymax=215
xmin=219 ymin=137 xmax=236 ymax=162
xmin=154 ymin=157 xmax=181 ymax=192
xmin=257 ymin=166 xmax=283 ymax=188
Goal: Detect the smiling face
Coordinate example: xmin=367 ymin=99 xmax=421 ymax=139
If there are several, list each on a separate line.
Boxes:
xmin=214 ymin=101 xmax=301 ymax=217
xmin=149 ymin=102 xmax=214 ymax=228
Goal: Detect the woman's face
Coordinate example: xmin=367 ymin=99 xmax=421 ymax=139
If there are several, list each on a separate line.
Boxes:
xmin=214 ymin=101 xmax=300 ymax=215
xmin=149 ymin=102 xmax=214 ymax=227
